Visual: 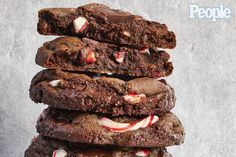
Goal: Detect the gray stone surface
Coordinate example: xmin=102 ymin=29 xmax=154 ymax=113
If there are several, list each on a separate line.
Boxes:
xmin=0 ymin=0 xmax=235 ymax=156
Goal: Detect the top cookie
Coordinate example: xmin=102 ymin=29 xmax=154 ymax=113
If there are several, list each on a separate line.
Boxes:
xmin=37 ymin=3 xmax=176 ymax=49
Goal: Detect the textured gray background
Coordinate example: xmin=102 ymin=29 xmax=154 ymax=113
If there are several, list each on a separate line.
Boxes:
xmin=0 ymin=0 xmax=235 ymax=156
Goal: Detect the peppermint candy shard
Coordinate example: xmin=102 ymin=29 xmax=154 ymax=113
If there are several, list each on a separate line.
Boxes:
xmin=113 ymin=51 xmax=125 ymax=63
xmin=49 ymin=80 xmax=61 ymax=87
xmin=73 ymin=17 xmax=88 ymax=33
xmin=135 ymin=150 xmax=150 ymax=157
xmin=52 ymin=149 xmax=67 ymax=157
xmin=123 ymin=92 xmax=146 ymax=104
xmin=98 ymin=115 xmax=159 ymax=132
xmin=86 ymin=51 xmax=96 ymax=64
xmin=139 ymin=46 xmax=150 ymax=55
xmin=81 ymin=48 xmax=96 ymax=64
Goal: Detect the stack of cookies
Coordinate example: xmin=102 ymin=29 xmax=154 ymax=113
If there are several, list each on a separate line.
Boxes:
xmin=25 ymin=3 xmax=184 ymax=157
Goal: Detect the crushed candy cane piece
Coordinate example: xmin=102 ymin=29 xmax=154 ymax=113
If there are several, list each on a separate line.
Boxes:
xmin=73 ymin=17 xmax=88 ymax=33
xmin=139 ymin=46 xmax=150 ymax=55
xmin=52 ymin=149 xmax=67 ymax=157
xmin=86 ymin=51 xmax=96 ymax=64
xmin=49 ymin=80 xmax=61 ymax=87
xmin=113 ymin=51 xmax=125 ymax=63
xmin=135 ymin=150 xmax=150 ymax=156
xmin=81 ymin=48 xmax=96 ymax=64
xmin=123 ymin=92 xmax=146 ymax=104
xmin=98 ymin=115 xmax=158 ymax=132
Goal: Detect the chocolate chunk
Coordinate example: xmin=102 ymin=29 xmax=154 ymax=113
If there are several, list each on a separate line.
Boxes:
xmin=126 ymin=77 xmax=168 ymax=96
xmin=37 ymin=3 xmax=176 ymax=49
xmin=36 ymin=108 xmax=185 ymax=148
xmin=29 ymin=69 xmax=176 ymax=116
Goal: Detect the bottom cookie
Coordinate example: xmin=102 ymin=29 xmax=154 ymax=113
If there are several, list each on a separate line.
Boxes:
xmin=24 ymin=135 xmax=172 ymax=157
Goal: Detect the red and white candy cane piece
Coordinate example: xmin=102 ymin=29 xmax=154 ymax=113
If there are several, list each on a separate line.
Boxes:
xmin=113 ymin=51 xmax=125 ymax=63
xmin=52 ymin=149 xmax=67 ymax=157
xmin=139 ymin=46 xmax=150 ymax=55
xmin=81 ymin=48 xmax=96 ymax=64
xmin=73 ymin=17 xmax=88 ymax=33
xmin=99 ymin=117 xmax=130 ymax=128
xmin=135 ymin=150 xmax=150 ymax=156
xmin=123 ymin=92 xmax=146 ymax=104
xmin=98 ymin=115 xmax=159 ymax=132
xmin=86 ymin=51 xmax=96 ymax=64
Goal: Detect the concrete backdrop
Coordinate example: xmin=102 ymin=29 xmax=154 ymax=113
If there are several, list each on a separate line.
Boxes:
xmin=0 ymin=0 xmax=235 ymax=156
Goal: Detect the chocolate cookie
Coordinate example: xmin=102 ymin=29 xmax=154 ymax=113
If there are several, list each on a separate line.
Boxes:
xmin=36 ymin=37 xmax=173 ymax=78
xmin=36 ymin=108 xmax=184 ymax=148
xmin=24 ymin=135 xmax=172 ymax=157
xmin=30 ymin=69 xmax=175 ymax=116
xmin=37 ymin=3 xmax=176 ymax=49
